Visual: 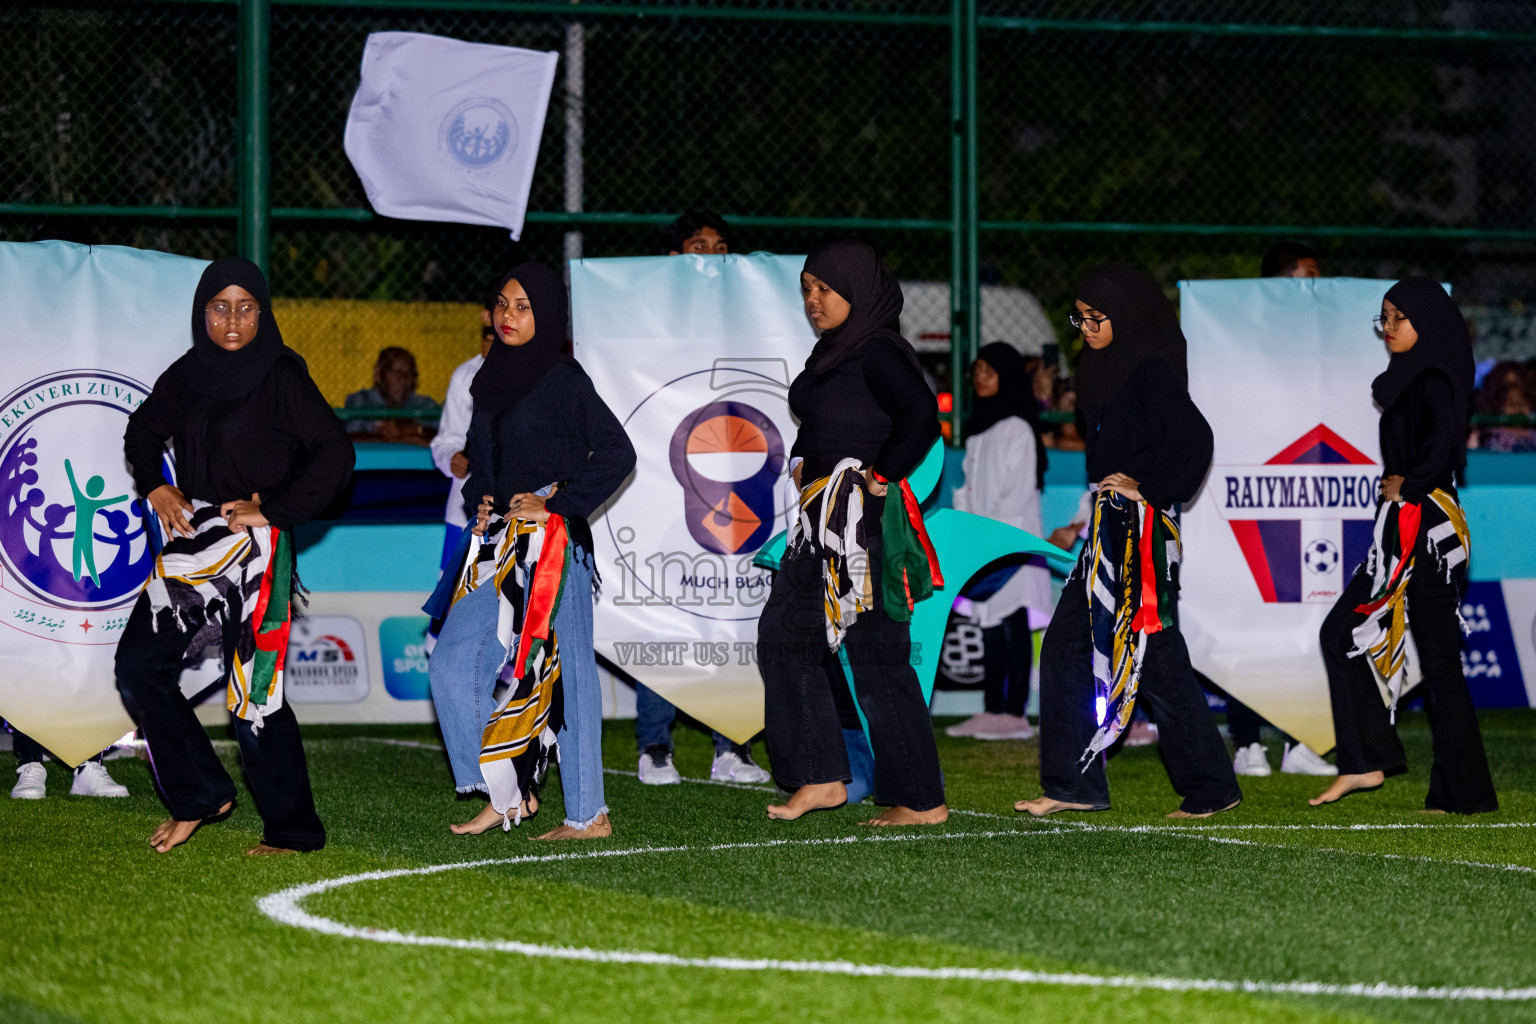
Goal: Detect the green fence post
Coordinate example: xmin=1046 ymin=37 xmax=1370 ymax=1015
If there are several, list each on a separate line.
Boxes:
xmin=963 ymin=0 xmax=979 ymax=374
xmin=948 ymin=0 xmax=967 ymax=444
xmin=239 ymin=0 xmax=272 ymax=274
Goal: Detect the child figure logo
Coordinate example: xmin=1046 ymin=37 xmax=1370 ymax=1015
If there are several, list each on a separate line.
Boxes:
xmin=669 ymin=400 xmax=785 ymax=555
xmin=440 ymin=97 xmax=517 ymax=170
xmin=0 ymin=370 xmax=156 ymax=612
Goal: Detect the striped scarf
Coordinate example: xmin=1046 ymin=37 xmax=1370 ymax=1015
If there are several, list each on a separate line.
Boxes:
xmin=1349 ymin=488 xmax=1470 ymax=721
xmin=789 ymin=459 xmax=873 ymax=650
xmin=450 ymin=512 xmax=570 ymax=828
xmin=788 ymin=459 xmax=945 ymax=650
xmin=143 ymin=502 xmax=293 ymax=732
xmin=1080 ymin=489 xmax=1181 ymax=768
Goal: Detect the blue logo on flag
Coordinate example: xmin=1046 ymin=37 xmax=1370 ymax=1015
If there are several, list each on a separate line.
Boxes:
xmin=441 ymin=98 xmax=517 ymax=169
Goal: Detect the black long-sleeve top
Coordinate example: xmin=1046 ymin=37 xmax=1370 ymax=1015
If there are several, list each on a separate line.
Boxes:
xmin=461 ymin=361 xmax=636 ymax=525
xmin=789 ymin=339 xmax=940 ymax=482
xmin=1380 ymin=370 xmax=1463 ymax=504
xmin=124 ymin=356 xmax=356 ymax=530
xmin=1085 ymin=357 xmax=1213 ymax=511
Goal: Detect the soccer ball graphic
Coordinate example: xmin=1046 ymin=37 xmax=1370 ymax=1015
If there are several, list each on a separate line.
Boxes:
xmin=1303 ymin=538 xmax=1340 ymax=575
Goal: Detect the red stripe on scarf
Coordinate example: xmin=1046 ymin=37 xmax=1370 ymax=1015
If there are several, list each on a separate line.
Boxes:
xmin=1354 ymin=501 xmax=1421 ymax=616
xmin=513 ymin=514 xmax=569 ymax=680
xmin=251 ymin=528 xmax=290 ymax=667
xmin=1130 ymin=504 xmax=1165 ymax=635
xmin=897 ymin=479 xmax=944 ymax=588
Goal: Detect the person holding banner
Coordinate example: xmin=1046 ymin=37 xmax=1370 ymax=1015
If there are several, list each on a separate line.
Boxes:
xmin=1018 ymin=264 xmax=1241 ymax=820
xmin=1310 ymin=277 xmax=1498 ymax=813
xmin=118 ymin=257 xmax=355 ymax=855
xmin=429 ymin=262 xmax=635 ymax=840
xmin=758 ymin=240 xmax=947 ymax=826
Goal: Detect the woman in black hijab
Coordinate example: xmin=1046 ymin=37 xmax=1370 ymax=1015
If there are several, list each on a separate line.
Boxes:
xmin=1018 ymin=264 xmax=1241 ymax=819
xmin=1310 ymin=277 xmax=1496 ymax=812
xmin=948 ymin=342 xmax=1052 ymax=740
xmin=119 ymin=257 xmax=354 ymax=854
xmin=758 ymin=240 xmax=946 ymax=825
xmin=428 ymin=263 xmax=635 ymax=841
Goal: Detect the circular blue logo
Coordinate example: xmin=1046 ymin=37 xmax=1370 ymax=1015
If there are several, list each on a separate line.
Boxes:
xmin=440 ymin=98 xmax=518 ymax=169
xmin=0 ymin=370 xmax=159 ymax=611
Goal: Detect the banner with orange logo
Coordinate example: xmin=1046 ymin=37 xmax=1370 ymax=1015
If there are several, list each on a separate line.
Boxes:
xmin=572 ymin=254 xmax=815 ymax=743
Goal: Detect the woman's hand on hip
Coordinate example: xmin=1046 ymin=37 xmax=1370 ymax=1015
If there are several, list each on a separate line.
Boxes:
xmin=863 ymin=470 xmax=889 ymax=497
xmin=221 ymin=494 xmax=268 ymax=534
xmin=1098 ymin=473 xmax=1144 ymax=503
xmin=148 ymin=485 xmax=196 ymax=539
xmin=1381 ymin=474 xmax=1405 ymax=503
xmin=510 ymin=489 xmax=554 ymax=524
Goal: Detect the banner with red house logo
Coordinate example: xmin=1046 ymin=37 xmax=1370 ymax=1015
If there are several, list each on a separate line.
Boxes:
xmin=1178 ymin=278 xmax=1403 ymax=754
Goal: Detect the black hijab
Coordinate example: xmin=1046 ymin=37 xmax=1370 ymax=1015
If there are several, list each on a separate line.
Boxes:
xmin=798 ymin=240 xmax=921 ymax=378
xmin=470 ymin=262 xmax=572 ymax=418
xmin=966 ymin=341 xmax=1047 ymax=491
xmin=1073 ymin=263 xmax=1189 ymax=421
xmin=1373 ymin=276 xmax=1474 ymax=416
xmin=173 ymin=257 xmax=293 ymax=402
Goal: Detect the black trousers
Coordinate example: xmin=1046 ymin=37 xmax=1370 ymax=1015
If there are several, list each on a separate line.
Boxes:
xmin=759 ymin=526 xmax=946 ymax=812
xmin=1038 ymin=557 xmax=1241 ymax=814
xmin=114 ymin=594 xmax=326 ymax=850
xmin=982 ymin=606 xmax=1033 ymax=718
xmin=1320 ymin=552 xmax=1497 ymax=814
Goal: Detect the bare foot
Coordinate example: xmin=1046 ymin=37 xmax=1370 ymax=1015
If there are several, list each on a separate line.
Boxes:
xmin=1418 ymin=808 xmax=1448 ymax=815
xmin=1166 ymin=798 xmax=1242 ymax=819
xmin=767 ymin=782 xmax=847 ymax=821
xmin=450 ymin=795 xmax=538 ymax=835
xmin=1308 ymin=771 xmax=1385 ymax=806
xmin=245 ymin=844 xmax=297 ymax=856
xmin=533 ymin=813 xmax=612 ymax=841
xmin=1015 ymin=797 xmax=1098 ymax=817
xmin=859 ymin=804 xmax=948 ymax=826
xmin=149 ymin=801 xmax=233 ymax=854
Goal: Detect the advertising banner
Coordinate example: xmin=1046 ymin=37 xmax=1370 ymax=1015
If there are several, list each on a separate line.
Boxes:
xmin=1179 ymin=277 xmax=1401 ymax=753
xmin=572 ymin=254 xmax=815 ymax=743
xmin=0 ymin=242 xmax=208 ymax=764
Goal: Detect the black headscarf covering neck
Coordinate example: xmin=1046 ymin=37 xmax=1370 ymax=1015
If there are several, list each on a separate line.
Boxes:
xmin=1373 ymin=277 xmax=1474 ymax=415
xmin=966 ymin=341 xmax=1048 ymax=491
xmin=798 ymin=240 xmax=920 ymax=378
xmin=1072 ymin=263 xmax=1189 ymax=422
xmin=470 ymin=263 xmax=573 ymax=418
xmin=174 ymin=257 xmax=291 ymax=401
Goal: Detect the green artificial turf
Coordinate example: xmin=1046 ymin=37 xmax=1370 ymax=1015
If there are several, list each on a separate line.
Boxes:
xmin=3 ymin=710 xmax=1534 ymax=1024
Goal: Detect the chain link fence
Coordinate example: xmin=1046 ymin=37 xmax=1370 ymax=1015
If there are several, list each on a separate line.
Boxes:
xmin=5 ymin=0 xmax=1536 ymax=410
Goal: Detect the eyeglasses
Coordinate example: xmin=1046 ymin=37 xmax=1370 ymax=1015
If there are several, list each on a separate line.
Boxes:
xmin=1373 ymin=312 xmax=1410 ymax=330
xmin=206 ymin=300 xmax=261 ymax=323
xmin=1068 ymin=311 xmax=1109 ymax=333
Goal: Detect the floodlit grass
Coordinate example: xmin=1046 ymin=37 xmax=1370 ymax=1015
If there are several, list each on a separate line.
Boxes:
xmin=3 ymin=710 xmax=1534 ymax=1024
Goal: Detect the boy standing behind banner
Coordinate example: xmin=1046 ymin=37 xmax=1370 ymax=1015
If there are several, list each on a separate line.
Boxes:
xmin=634 ymin=211 xmax=773 ymax=787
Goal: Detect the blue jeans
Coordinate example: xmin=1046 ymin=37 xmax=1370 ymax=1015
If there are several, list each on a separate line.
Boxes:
xmin=635 ymin=682 xmax=736 ymax=755
xmin=430 ymin=544 xmax=608 ymax=828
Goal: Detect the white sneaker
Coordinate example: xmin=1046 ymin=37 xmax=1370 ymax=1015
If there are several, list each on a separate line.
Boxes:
xmin=70 ymin=761 xmax=129 ymax=797
xmin=10 ymin=763 xmax=45 ymax=799
xmin=637 ymin=746 xmax=681 ymax=785
xmin=1232 ymin=742 xmax=1272 ymax=777
xmin=711 ymin=750 xmax=771 ymax=784
xmin=1281 ymin=742 xmax=1339 ymax=777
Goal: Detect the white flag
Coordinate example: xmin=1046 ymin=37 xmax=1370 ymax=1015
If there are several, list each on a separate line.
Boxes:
xmin=344 ymin=32 xmax=558 ymax=240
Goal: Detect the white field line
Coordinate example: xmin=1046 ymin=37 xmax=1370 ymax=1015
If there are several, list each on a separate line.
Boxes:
xmin=256 ymin=829 xmax=1536 ymax=1002
xmin=601 ymin=767 xmax=777 ymax=793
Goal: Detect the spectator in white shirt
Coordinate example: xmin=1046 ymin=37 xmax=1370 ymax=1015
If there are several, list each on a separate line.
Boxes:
xmin=429 ymin=293 xmax=497 ymax=569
